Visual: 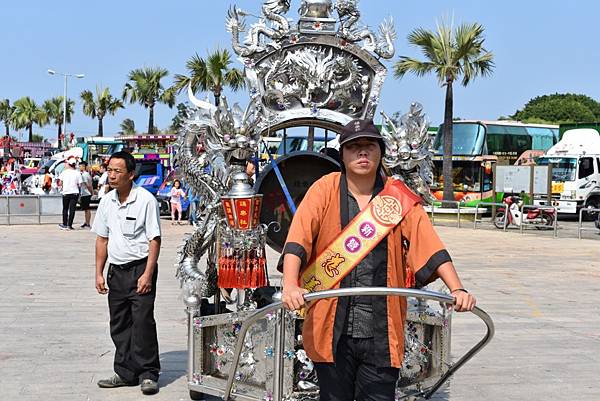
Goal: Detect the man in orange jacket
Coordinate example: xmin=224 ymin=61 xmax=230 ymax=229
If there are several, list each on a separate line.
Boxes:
xmin=281 ymin=119 xmax=476 ymax=401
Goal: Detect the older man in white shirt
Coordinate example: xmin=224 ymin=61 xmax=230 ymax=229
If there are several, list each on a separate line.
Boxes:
xmin=92 ymin=151 xmax=162 ymax=395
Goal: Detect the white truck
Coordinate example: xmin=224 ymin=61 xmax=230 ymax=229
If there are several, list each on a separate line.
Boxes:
xmin=535 ymin=128 xmax=600 ymax=214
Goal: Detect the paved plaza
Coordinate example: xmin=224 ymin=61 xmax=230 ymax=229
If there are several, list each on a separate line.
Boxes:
xmin=1 ymin=213 xmax=599 ymax=401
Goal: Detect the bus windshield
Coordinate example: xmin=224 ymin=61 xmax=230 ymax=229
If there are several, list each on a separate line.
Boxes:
xmin=537 ymin=157 xmax=577 ymax=182
xmin=434 ymin=123 xmax=485 ymax=156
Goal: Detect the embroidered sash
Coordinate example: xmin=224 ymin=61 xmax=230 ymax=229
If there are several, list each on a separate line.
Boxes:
xmin=300 ymin=179 xmax=415 ymax=292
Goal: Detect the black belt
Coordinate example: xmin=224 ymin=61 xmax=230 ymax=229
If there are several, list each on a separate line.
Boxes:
xmin=110 ymin=257 xmax=148 ymax=270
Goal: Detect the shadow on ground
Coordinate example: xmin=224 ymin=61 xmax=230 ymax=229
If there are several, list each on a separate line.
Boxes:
xmin=159 ymin=350 xmax=187 ymax=387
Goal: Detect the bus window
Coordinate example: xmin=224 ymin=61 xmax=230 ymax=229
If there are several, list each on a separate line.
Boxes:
xmin=435 ymin=123 xmax=485 ymax=155
xmin=579 ymin=157 xmax=594 ymax=179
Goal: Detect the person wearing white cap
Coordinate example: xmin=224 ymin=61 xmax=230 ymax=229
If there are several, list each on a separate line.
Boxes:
xmin=57 ymin=156 xmax=82 ymax=230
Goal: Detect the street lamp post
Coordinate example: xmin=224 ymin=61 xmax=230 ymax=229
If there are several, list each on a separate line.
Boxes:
xmin=47 ymin=69 xmax=84 ymax=149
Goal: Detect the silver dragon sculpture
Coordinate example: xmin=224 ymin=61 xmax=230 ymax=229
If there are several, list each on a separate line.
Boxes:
xmin=226 ymin=0 xmax=291 ymax=57
xmin=335 ymin=0 xmax=396 ymax=59
xmin=380 ymin=103 xmax=435 ymax=203
xmin=175 ymin=87 xmax=265 ymax=298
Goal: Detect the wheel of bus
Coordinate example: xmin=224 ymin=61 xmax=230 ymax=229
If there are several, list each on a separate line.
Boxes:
xmin=492 ymin=211 xmax=506 ymax=229
xmin=190 ymin=390 xmax=204 ymax=400
xmin=536 ymin=211 xmax=555 ymax=230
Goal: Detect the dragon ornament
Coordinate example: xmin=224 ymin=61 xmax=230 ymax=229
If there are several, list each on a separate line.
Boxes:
xmin=380 ymin=103 xmax=435 ymax=203
xmin=335 ymin=0 xmax=397 ymax=59
xmin=175 ymin=87 xmax=267 ymax=300
xmin=226 ymin=0 xmax=292 ymax=58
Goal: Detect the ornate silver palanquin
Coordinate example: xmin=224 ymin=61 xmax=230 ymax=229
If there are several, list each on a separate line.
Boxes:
xmin=175 ymin=1 xmax=447 ymax=400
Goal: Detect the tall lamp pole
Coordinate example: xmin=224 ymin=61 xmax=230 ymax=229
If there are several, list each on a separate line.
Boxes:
xmin=47 ymin=69 xmax=84 ymax=149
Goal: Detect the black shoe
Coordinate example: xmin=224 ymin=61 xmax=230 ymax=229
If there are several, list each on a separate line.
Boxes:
xmin=97 ymin=373 xmax=138 ymax=388
xmin=80 ymin=223 xmax=90 ymax=228
xmin=140 ymin=379 xmax=159 ymax=395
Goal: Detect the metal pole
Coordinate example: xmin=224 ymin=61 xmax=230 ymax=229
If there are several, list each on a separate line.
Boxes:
xmin=473 ymin=204 xmax=479 ymax=229
xmin=272 ymin=310 xmax=286 ymax=401
xmin=578 ymin=208 xmax=584 ymax=240
xmin=187 ymin=306 xmax=197 ymax=382
xmin=63 ymin=74 xmax=68 ymax=147
xmin=457 ymin=202 xmax=461 ymax=228
xmin=37 ymin=195 xmax=41 ymax=224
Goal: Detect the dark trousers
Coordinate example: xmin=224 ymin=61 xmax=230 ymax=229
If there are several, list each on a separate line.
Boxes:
xmin=314 ymin=336 xmax=399 ymax=401
xmin=107 ymin=261 xmax=160 ymax=382
xmin=62 ymin=194 xmax=78 ymax=227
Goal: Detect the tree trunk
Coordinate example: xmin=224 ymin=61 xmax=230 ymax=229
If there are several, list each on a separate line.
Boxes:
xmin=28 ymin=124 xmax=33 ymax=143
xmin=98 ymin=118 xmax=104 ymax=137
xmin=4 ymin=123 xmax=9 ymax=136
xmin=442 ymin=80 xmax=454 ymax=204
xmin=148 ymin=106 xmax=154 ymax=135
xmin=214 ymin=93 xmax=221 ymax=107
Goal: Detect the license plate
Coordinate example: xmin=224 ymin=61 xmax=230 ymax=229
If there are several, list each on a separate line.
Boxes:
xmin=552 ymin=182 xmax=564 ymax=193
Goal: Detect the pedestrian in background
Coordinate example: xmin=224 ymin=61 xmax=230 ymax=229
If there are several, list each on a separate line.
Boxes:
xmin=57 ymin=157 xmax=82 ymax=230
xmin=169 ymin=179 xmax=185 ymax=225
xmin=92 ymin=151 xmax=162 ymax=395
xmin=187 ymin=186 xmax=200 ymax=227
xmin=79 ymin=161 xmax=93 ymax=228
xmin=97 ymin=163 xmax=110 ymax=199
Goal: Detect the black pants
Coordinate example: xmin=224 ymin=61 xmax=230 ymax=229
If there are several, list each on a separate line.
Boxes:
xmin=62 ymin=194 xmax=78 ymax=227
xmin=314 ymin=336 xmax=399 ymax=401
xmin=107 ymin=260 xmax=160 ymax=382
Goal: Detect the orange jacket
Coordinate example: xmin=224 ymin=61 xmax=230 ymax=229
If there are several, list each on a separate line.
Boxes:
xmin=282 ymin=172 xmax=450 ymax=367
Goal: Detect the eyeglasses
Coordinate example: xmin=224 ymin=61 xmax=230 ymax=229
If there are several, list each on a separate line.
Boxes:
xmin=107 ymin=168 xmax=127 ymax=175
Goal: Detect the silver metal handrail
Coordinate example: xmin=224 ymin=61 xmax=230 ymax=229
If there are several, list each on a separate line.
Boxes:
xmin=223 ymin=287 xmax=494 ymax=401
xmin=429 ymin=200 xmax=464 ymax=228
xmin=473 ymin=202 xmax=507 ymax=231
xmin=577 ymin=207 xmax=600 ymax=239
xmin=519 ymin=204 xmax=558 ymax=237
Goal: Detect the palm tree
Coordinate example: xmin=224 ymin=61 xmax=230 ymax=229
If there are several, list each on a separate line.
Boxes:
xmin=0 ymin=99 xmax=15 ymax=136
xmin=119 ymin=118 xmax=136 ymax=136
xmin=122 ymin=67 xmax=176 ymax=135
xmin=81 ymin=87 xmax=124 ymax=137
xmin=173 ymin=49 xmax=245 ymax=106
xmin=12 ymin=97 xmax=48 ymax=142
xmin=42 ymin=96 xmax=75 ymax=141
xmin=394 ymin=21 xmax=494 ymax=202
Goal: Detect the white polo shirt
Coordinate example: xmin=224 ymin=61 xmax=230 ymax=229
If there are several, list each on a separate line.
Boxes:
xmin=92 ymin=184 xmax=161 ymax=265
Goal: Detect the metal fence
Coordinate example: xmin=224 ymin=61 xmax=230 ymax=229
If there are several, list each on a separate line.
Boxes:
xmin=578 ymin=207 xmax=600 ymax=239
xmin=428 ymin=200 xmax=464 ymax=228
xmin=519 ymin=204 xmax=558 ymax=238
xmin=0 ymin=195 xmax=62 ymax=225
xmin=473 ymin=202 xmax=507 ymax=231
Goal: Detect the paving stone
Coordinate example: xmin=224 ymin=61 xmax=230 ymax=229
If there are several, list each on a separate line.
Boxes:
xmin=0 ymin=217 xmax=599 ymax=400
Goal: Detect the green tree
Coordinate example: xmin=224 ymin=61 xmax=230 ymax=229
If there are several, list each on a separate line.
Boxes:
xmin=512 ymin=93 xmax=600 ymax=123
xmin=122 ymin=67 xmax=176 ymax=135
xmin=12 ymin=97 xmax=48 ymax=142
xmin=31 ymin=134 xmax=45 ymax=142
xmin=81 ymin=87 xmax=124 ymax=137
xmin=119 ymin=118 xmax=136 ymax=136
xmin=173 ymin=49 xmax=245 ymax=106
xmin=394 ymin=21 xmax=494 ymax=202
xmin=0 ymin=99 xmax=15 ymax=136
xmin=42 ymin=96 xmax=75 ymax=141
xmin=170 ymin=102 xmax=192 ymax=133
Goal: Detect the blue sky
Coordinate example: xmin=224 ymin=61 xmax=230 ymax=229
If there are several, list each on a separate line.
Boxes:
xmin=2 ymin=0 xmax=598 ymax=140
